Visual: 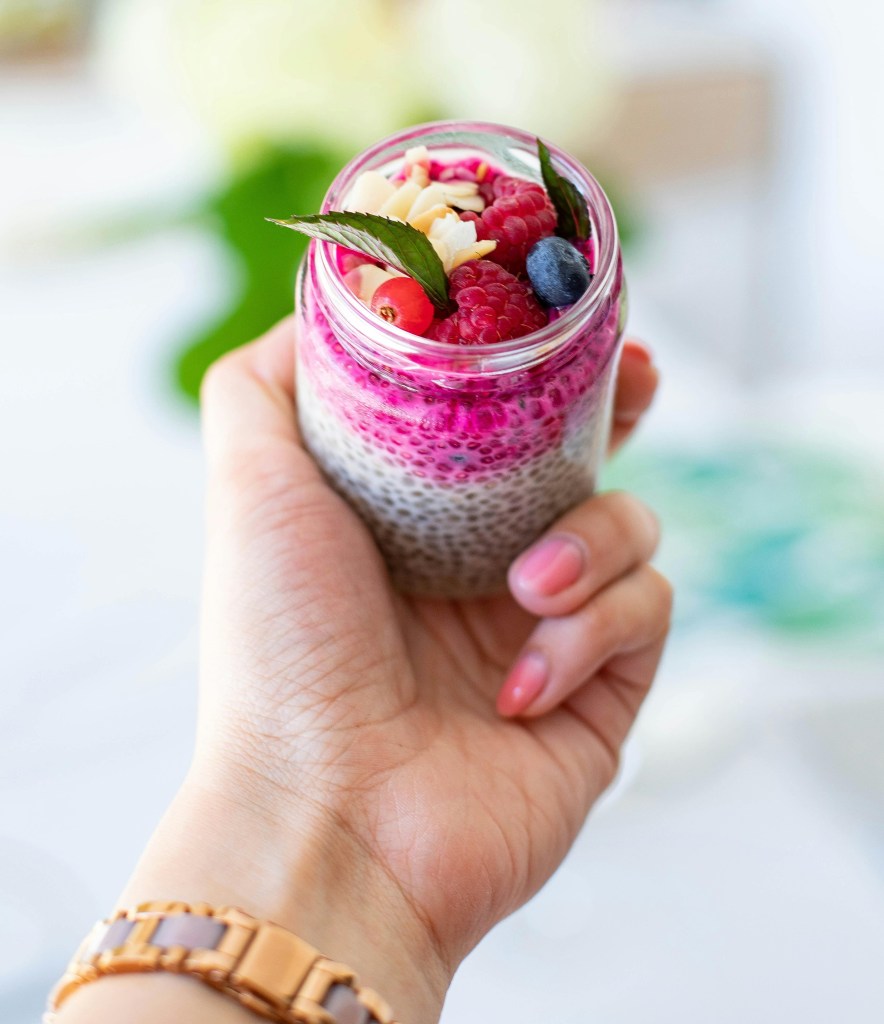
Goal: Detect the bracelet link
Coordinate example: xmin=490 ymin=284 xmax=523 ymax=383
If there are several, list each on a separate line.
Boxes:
xmin=229 ymin=921 xmax=319 ymax=1010
xmin=232 ymin=986 xmax=292 ymax=1023
xmin=46 ymin=905 xmax=398 ymax=1024
xmin=359 ymin=986 xmax=393 ymax=1023
xmin=298 ymin=959 xmax=356 ymax=1003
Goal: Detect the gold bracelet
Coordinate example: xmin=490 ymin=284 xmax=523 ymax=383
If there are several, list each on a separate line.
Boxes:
xmin=45 ymin=901 xmax=398 ymax=1024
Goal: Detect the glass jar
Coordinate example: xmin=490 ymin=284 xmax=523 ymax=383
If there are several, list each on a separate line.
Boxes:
xmin=295 ymin=121 xmax=626 ymax=597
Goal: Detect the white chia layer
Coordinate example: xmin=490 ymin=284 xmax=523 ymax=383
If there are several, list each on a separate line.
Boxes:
xmin=297 ymin=355 xmax=618 ymax=596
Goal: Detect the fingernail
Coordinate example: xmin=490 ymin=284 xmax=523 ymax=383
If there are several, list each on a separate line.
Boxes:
xmin=513 ymin=535 xmax=585 ymax=596
xmin=614 ymin=410 xmax=641 ymax=427
xmin=497 ymin=651 xmax=549 ymax=717
xmin=623 ymin=340 xmax=654 ymax=365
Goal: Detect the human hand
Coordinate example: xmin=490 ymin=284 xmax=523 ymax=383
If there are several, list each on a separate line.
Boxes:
xmin=116 ymin=320 xmax=669 ymax=1024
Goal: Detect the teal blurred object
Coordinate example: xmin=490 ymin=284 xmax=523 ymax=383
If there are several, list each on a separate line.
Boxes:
xmin=173 ymin=144 xmax=345 ymax=403
xmin=605 ymin=443 xmax=884 ymax=648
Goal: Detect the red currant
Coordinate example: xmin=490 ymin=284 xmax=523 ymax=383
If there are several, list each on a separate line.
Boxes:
xmin=370 ymin=276 xmax=435 ymax=336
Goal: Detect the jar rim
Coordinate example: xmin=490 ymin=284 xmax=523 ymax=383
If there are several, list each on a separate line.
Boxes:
xmin=315 ymin=119 xmax=620 ymax=371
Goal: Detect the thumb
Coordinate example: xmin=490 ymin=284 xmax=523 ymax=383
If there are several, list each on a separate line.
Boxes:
xmin=200 ymin=316 xmax=319 ymax=483
xmin=198 ymin=316 xmax=386 ymax=607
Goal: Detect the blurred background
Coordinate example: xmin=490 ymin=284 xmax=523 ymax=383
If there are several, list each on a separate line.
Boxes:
xmin=1 ymin=0 xmax=883 ymax=1021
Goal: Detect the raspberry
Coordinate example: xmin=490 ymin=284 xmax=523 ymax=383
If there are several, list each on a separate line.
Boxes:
xmin=427 ymin=313 xmax=462 ymax=345
xmin=462 ymin=176 xmax=557 ymax=275
xmin=428 ymin=260 xmax=547 ymax=345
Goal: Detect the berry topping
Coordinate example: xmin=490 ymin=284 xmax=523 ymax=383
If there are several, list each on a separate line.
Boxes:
xmin=370 ymin=276 xmax=435 ymax=335
xmin=526 ymin=236 xmax=593 ymax=306
xmin=462 ymin=176 xmax=557 ymax=275
xmin=427 ymin=260 xmax=547 ymax=345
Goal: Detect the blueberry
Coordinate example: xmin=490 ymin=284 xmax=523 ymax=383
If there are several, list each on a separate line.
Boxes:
xmin=526 ymin=236 xmax=592 ymax=307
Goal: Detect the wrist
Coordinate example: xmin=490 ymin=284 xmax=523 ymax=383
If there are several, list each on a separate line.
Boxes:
xmin=114 ymin=768 xmax=449 ymax=1024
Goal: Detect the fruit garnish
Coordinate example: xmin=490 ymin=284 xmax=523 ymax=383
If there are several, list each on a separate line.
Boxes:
xmin=526 ymin=236 xmax=592 ymax=306
xmin=370 ymin=276 xmax=435 ymax=335
xmin=269 ymin=211 xmax=452 ymax=312
xmin=427 ymin=260 xmax=547 ymax=345
xmin=536 ymin=137 xmax=591 ymax=242
xmin=460 ymin=176 xmax=556 ymax=275
xmin=428 ymin=212 xmax=497 ymax=274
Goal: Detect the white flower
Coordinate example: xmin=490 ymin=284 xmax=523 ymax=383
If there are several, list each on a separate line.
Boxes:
xmin=96 ymin=0 xmax=426 ymax=164
xmin=406 ymin=0 xmax=614 ymax=154
xmin=95 ymin=0 xmax=617 ymax=173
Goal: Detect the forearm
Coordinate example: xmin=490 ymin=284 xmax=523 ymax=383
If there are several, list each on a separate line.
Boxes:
xmin=54 ymin=772 xmax=449 ymax=1024
xmin=52 ymin=972 xmax=256 ymax=1024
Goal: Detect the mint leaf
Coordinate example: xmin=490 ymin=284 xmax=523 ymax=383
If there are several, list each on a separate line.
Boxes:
xmin=537 ymin=138 xmax=591 ymax=242
xmin=268 ymin=211 xmax=451 ymax=312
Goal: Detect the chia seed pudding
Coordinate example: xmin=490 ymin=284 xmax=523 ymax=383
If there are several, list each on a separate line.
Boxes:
xmin=288 ymin=122 xmax=625 ymax=597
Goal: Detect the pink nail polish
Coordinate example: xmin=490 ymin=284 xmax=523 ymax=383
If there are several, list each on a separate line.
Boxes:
xmin=513 ymin=535 xmax=584 ymax=596
xmin=497 ymin=651 xmax=548 ymax=717
xmin=623 ymin=340 xmax=654 ymax=365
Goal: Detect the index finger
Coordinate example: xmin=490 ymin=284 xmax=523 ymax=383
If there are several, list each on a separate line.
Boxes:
xmin=609 ymin=340 xmax=659 ymax=454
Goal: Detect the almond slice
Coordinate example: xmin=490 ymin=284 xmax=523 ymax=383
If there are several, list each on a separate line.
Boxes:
xmin=428 ymin=213 xmax=496 ymax=273
xmin=438 ymin=180 xmax=485 ymax=212
xmin=441 ymin=190 xmax=486 ymax=213
xmin=406 ymin=184 xmax=446 ymax=221
xmin=429 ymin=236 xmax=449 ymax=267
xmin=405 ymin=145 xmax=431 ymax=188
xmin=409 ymin=164 xmax=430 ymax=189
xmin=345 ymin=170 xmax=397 ymax=214
xmin=377 ymin=180 xmax=422 ymax=221
xmin=405 ymin=145 xmax=431 ymax=169
xmin=409 ymin=204 xmax=453 ymax=233
xmin=448 ymin=239 xmax=497 ymax=271
xmin=438 ymin=180 xmax=480 ymax=198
